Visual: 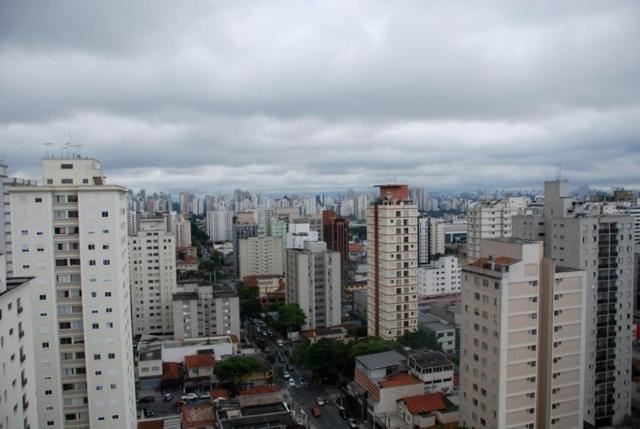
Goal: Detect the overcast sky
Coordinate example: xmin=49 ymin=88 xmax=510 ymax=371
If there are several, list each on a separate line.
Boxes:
xmin=1 ymin=1 xmax=639 ymax=194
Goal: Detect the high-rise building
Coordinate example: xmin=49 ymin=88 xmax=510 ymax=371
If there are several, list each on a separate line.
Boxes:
xmin=418 ymin=216 xmax=445 ymax=265
xmin=174 ymin=214 xmax=192 ymax=249
xmin=232 ymin=220 xmax=258 ymax=276
xmin=467 ymin=196 xmax=529 ymax=261
xmin=179 ymin=192 xmax=193 ymax=215
xmin=285 ymin=223 xmax=318 ymax=249
xmin=0 ymin=254 xmax=39 ymax=429
xmin=206 ymin=210 xmax=233 ymax=242
xmin=129 ymin=217 xmax=177 ymax=336
xmin=366 ymin=184 xmax=419 ymax=340
xmin=10 ymin=157 xmax=137 ymax=429
xmin=285 ymin=241 xmax=341 ymax=330
xmin=460 ymin=239 xmax=587 ymax=429
xmin=0 ymin=163 xmax=37 ymax=275
xmin=512 ymin=180 xmax=634 ymax=427
xmin=172 ymin=282 xmax=240 ymax=340
xmin=417 ymin=255 xmax=461 ymax=298
xmin=322 ymin=210 xmax=349 ymax=283
xmin=238 ymin=236 xmax=284 ymax=278
xmin=410 ymin=186 xmax=428 ymax=212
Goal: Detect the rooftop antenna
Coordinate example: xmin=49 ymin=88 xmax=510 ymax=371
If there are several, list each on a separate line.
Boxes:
xmin=555 ymin=163 xmax=563 ymax=181
xmin=72 ymin=143 xmax=83 ymax=159
xmin=62 ymin=142 xmax=71 ymax=159
xmin=43 ymin=142 xmax=53 ymax=158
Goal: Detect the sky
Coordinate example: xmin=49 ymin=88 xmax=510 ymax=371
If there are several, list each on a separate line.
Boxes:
xmin=1 ymin=1 xmax=639 ymax=194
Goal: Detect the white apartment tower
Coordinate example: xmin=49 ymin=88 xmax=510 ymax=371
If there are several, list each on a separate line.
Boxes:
xmin=418 ymin=216 xmax=446 ymax=265
xmin=238 ymin=236 xmax=284 ymax=278
xmin=460 ymin=239 xmax=587 ymax=429
xmin=174 ymin=214 xmax=192 ymax=249
xmin=206 ymin=210 xmax=233 ymax=242
xmin=285 ymin=241 xmax=341 ymax=330
xmin=10 ymin=157 xmax=137 ymax=429
xmin=129 ymin=217 xmax=177 ymax=336
xmin=467 ymin=196 xmax=530 ymax=261
xmin=366 ymin=185 xmax=419 ymax=340
xmin=417 ymin=255 xmax=461 ymax=298
xmin=0 ymin=254 xmax=39 ymax=429
xmin=512 ymin=180 xmax=635 ymax=427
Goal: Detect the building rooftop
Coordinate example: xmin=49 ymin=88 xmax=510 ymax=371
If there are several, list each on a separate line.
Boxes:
xmin=402 ymin=392 xmax=447 ymax=415
xmin=403 ymin=349 xmax=453 ymax=369
xmin=1 ymin=277 xmax=32 ymax=298
xmin=181 ymin=403 xmax=215 ymax=429
xmin=356 ymin=350 xmax=406 ymax=370
xmin=184 ymin=354 xmax=215 ymax=369
xmin=173 ymin=291 xmax=199 ymax=301
xmin=211 ymin=389 xmax=231 ymax=400
xmin=378 ymin=372 xmax=422 ymax=389
xmin=139 ymin=348 xmax=162 ymax=361
xmin=218 ymin=411 xmax=297 ymax=429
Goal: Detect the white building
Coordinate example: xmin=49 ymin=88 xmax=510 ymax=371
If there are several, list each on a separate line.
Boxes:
xmin=172 ymin=282 xmax=240 ymax=340
xmin=460 ymin=239 xmax=586 ymax=429
xmin=0 ymin=163 xmax=37 ymax=275
xmin=418 ymin=217 xmax=445 ymax=265
xmin=206 ymin=210 xmax=233 ymax=242
xmin=285 ymin=223 xmax=318 ymax=249
xmin=10 ymin=157 xmax=137 ymax=429
xmin=285 ymin=241 xmax=341 ymax=330
xmin=174 ymin=214 xmax=192 ymax=248
xmin=0 ymin=254 xmax=39 ymax=429
xmin=366 ymin=185 xmax=419 ymax=340
xmin=238 ymin=236 xmax=284 ymax=278
xmin=467 ymin=196 xmax=529 ymax=261
xmin=129 ymin=217 xmax=177 ymax=336
xmin=417 ymin=255 xmax=461 ymax=298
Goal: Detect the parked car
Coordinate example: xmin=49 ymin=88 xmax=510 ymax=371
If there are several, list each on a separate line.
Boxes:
xmin=283 ymin=372 xmax=290 ymax=379
xmin=347 ymin=418 xmax=358 ymax=428
xmin=181 ymin=393 xmax=198 ymax=401
xmin=311 ymin=405 xmax=322 ymax=417
xmin=288 ymin=379 xmax=296 ymax=387
xmin=162 ymin=393 xmax=175 ymax=402
xmin=143 ymin=408 xmax=155 ymax=418
xmin=316 ymin=397 xmax=325 ymax=406
xmin=138 ymin=396 xmax=155 ymax=403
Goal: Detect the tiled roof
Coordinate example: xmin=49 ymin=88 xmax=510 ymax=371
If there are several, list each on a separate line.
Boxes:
xmin=378 ymin=372 xmax=421 ymax=389
xmin=403 ymin=393 xmax=446 ymax=415
xmin=181 ymin=403 xmax=215 ymax=428
xmin=162 ymin=362 xmax=180 ymax=380
xmin=211 ymin=389 xmax=230 ymax=400
xmin=240 ymin=385 xmax=280 ymax=396
xmin=184 ymin=354 xmax=215 ymax=369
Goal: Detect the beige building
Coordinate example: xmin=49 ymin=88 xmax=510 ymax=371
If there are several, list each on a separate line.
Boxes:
xmin=0 ymin=254 xmax=39 ymax=429
xmin=467 ymin=197 xmax=529 ymax=261
xmin=129 ymin=217 xmax=177 ymax=336
xmin=174 ymin=214 xmax=192 ymax=249
xmin=286 ymin=241 xmax=341 ymax=330
xmin=10 ymin=157 xmax=137 ymax=429
xmin=418 ymin=216 xmax=445 ymax=265
xmin=366 ymin=185 xmax=419 ymax=340
xmin=238 ymin=236 xmax=284 ymax=278
xmin=460 ymin=239 xmax=586 ymax=429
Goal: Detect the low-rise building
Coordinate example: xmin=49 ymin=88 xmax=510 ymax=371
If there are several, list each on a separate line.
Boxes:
xmin=403 ymin=348 xmax=455 ymax=393
xmin=398 ymin=392 xmax=459 ymax=429
xmin=184 ymin=354 xmax=215 ymax=391
xmin=418 ymin=313 xmax=456 ymax=354
xmin=417 ymin=255 xmax=461 ymax=299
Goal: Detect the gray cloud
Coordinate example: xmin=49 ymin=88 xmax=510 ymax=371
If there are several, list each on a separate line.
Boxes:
xmin=0 ymin=0 xmax=639 ymax=193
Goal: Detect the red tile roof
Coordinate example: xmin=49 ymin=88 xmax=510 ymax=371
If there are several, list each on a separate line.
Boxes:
xmin=181 ymin=403 xmax=215 ymax=428
xmin=378 ymin=372 xmax=422 ymax=389
xmin=184 ymin=354 xmax=215 ymax=369
xmin=240 ymin=385 xmax=280 ymax=396
xmin=402 ymin=393 xmax=447 ymax=415
xmin=162 ymin=362 xmax=180 ymax=380
xmin=210 ymin=388 xmax=230 ymax=400
xmin=138 ymin=420 xmax=164 ymax=429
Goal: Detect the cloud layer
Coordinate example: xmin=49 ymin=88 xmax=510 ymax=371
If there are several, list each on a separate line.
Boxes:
xmin=1 ymin=0 xmax=639 ymax=193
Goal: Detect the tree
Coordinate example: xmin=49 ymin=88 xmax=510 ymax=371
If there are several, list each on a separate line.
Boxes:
xmin=237 ymin=284 xmax=260 ymax=320
xmin=277 ymin=304 xmax=306 ymax=331
xmin=349 ymin=337 xmax=396 ymax=358
xmin=397 ymin=328 xmax=442 ymax=352
xmin=213 ymin=356 xmax=261 ymax=393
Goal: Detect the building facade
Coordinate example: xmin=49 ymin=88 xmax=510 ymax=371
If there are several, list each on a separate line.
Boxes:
xmin=285 ymin=241 xmax=341 ymax=330
xmin=322 ymin=210 xmax=349 ymax=284
xmin=418 ymin=217 xmax=445 ymax=265
xmin=206 ymin=210 xmax=233 ymax=243
xmin=10 ymin=157 xmax=137 ymax=429
xmin=460 ymin=239 xmax=586 ymax=429
xmin=366 ymin=185 xmax=419 ymax=340
xmin=417 ymin=255 xmax=461 ymax=298
xmin=238 ymin=236 xmax=284 ymax=278
xmin=129 ymin=217 xmax=177 ymax=336
xmin=512 ymin=180 xmax=635 ymax=427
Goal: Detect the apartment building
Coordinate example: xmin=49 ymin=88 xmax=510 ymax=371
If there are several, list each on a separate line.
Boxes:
xmin=10 ymin=157 xmax=137 ymax=429
xmin=322 ymin=210 xmax=349 ymax=283
xmin=467 ymin=196 xmax=529 ymax=261
xmin=285 ymin=241 xmax=341 ymax=330
xmin=512 ymin=180 xmax=635 ymax=427
xmin=418 ymin=216 xmax=445 ymax=265
xmin=129 ymin=217 xmax=177 ymax=336
xmin=0 ymin=254 xmax=38 ymax=429
xmin=232 ymin=220 xmax=258 ymax=277
xmin=206 ymin=210 xmax=233 ymax=242
xmin=366 ymin=185 xmax=419 ymax=340
xmin=0 ymin=163 xmax=37 ymax=275
xmin=285 ymin=222 xmax=318 ymax=249
xmin=459 ymin=239 xmax=586 ymax=429
xmin=417 ymin=255 xmax=461 ymax=298
xmin=174 ymin=214 xmax=192 ymax=249
xmin=238 ymin=236 xmax=284 ymax=278
xmin=172 ymin=282 xmax=240 ymax=340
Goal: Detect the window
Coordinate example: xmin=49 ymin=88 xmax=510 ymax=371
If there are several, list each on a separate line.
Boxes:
xmin=101 ymin=211 xmax=109 ymax=217
xmin=61 ymin=163 xmax=74 ymax=169
xmin=92 ymin=323 xmax=99 ymax=329
xmin=89 ymin=260 xmax=96 ymax=266
xmin=103 ymin=259 xmax=110 ymax=266
xmin=108 ymin=353 xmax=115 ymax=359
xmin=39 ymin=294 xmax=47 ymax=301
xmin=88 ymin=244 xmax=95 ymax=250
xmin=94 ymin=354 xmax=101 ymax=360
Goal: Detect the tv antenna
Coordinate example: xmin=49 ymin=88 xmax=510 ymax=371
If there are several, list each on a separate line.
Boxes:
xmin=72 ymin=143 xmax=83 ymax=159
xmin=43 ymin=142 xmax=53 ymax=158
xmin=555 ymin=163 xmax=562 ymax=181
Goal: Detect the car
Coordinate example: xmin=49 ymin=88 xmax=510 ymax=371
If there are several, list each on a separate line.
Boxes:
xmin=283 ymin=372 xmax=290 ymax=379
xmin=276 ymin=339 xmax=284 ymax=347
xmin=163 ymin=393 xmax=175 ymax=402
xmin=288 ymin=379 xmax=296 ymax=387
xmin=181 ymin=393 xmax=198 ymax=401
xmin=347 ymin=418 xmax=358 ymax=428
xmin=262 ymin=331 xmax=268 ymax=336
xmin=311 ymin=405 xmax=322 ymax=417
xmin=138 ymin=396 xmax=155 ymax=403
xmin=316 ymin=397 xmax=325 ymax=406
xmin=143 ymin=408 xmax=155 ymax=418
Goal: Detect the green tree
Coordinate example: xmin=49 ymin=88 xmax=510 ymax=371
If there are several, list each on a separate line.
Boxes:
xmin=349 ymin=336 xmax=396 ymax=358
xmin=237 ymin=284 xmax=260 ymax=320
xmin=397 ymin=328 xmax=442 ymax=352
xmin=277 ymin=304 xmax=306 ymax=331
xmin=213 ymin=356 xmax=261 ymax=393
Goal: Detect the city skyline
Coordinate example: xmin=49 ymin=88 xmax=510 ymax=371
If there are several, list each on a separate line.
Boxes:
xmin=1 ymin=1 xmax=639 ymax=193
